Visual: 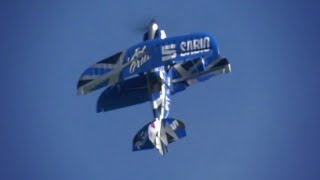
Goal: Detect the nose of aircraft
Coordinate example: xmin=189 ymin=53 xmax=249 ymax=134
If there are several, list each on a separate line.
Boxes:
xmin=149 ymin=19 xmax=158 ymax=30
xmin=151 ymin=22 xmax=158 ymax=31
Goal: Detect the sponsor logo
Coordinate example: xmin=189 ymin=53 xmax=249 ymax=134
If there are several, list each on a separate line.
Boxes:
xmin=161 ymin=36 xmax=211 ymax=61
xmin=180 ymin=37 xmax=210 ymax=56
xmin=128 ymin=45 xmax=150 ymax=73
xmin=162 ymin=44 xmax=177 ymax=61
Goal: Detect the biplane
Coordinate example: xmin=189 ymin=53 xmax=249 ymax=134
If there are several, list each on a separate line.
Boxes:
xmin=77 ymin=20 xmax=231 ymax=155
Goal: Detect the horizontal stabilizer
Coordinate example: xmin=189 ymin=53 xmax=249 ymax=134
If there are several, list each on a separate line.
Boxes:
xmin=163 ymin=118 xmax=186 ymax=144
xmin=132 ymin=122 xmax=154 ymax=151
xmin=133 ymin=118 xmax=186 ymax=153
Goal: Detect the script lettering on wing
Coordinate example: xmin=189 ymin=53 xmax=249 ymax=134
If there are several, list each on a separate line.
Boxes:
xmin=128 ymin=45 xmax=150 ymax=73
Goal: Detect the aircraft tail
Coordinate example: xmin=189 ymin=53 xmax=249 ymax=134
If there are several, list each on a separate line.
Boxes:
xmin=133 ymin=118 xmax=186 ymax=155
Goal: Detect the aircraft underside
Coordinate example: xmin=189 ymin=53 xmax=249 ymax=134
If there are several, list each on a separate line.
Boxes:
xmin=77 ymin=20 xmax=231 ymax=155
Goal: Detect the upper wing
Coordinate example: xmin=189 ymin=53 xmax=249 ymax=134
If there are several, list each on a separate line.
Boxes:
xmin=77 ymin=51 xmax=125 ymax=95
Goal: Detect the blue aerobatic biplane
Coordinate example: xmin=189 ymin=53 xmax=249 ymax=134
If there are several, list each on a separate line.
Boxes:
xmin=77 ymin=20 xmax=231 ymax=155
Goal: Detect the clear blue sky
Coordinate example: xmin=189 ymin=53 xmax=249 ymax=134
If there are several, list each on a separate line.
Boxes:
xmin=1 ymin=0 xmax=320 ymax=180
